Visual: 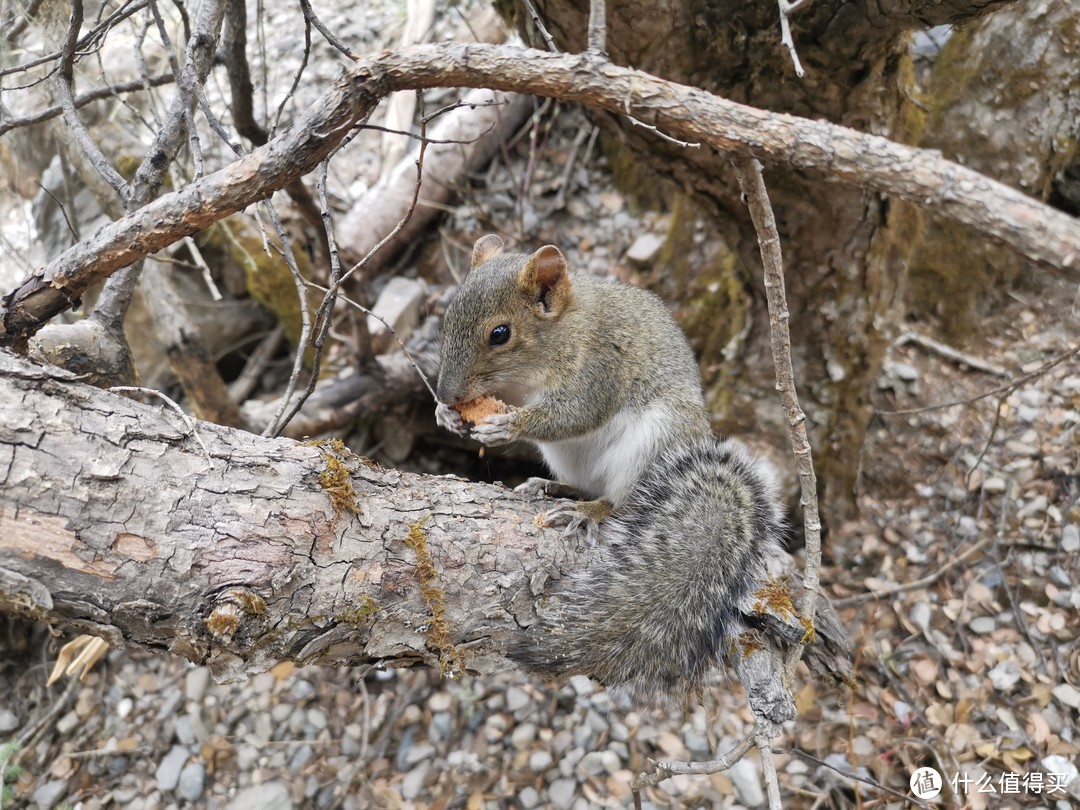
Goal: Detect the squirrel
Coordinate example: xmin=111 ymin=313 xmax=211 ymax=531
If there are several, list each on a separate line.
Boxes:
xmin=435 ymin=234 xmax=807 ymax=704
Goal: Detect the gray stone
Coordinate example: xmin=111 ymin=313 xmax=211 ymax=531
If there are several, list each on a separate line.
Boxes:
xmin=568 ymin=676 xmax=594 ymax=697
xmin=403 ymin=741 xmax=435 ymax=767
xmin=428 ymin=711 xmax=453 ymax=742
xmin=577 ymin=751 xmax=606 ymax=776
xmin=177 ymin=762 xmax=206 ymax=802
xmin=226 ymin=781 xmax=295 ymax=810
xmin=0 ymin=708 xmax=18 ymax=733
xmin=548 ymin=778 xmax=578 ymax=810
xmin=175 ymin=713 xmax=207 ymax=745
xmin=510 ymin=722 xmax=537 ymax=750
xmin=184 ymin=667 xmax=211 ymax=702
xmin=291 ymin=680 xmax=316 ymax=701
xmin=505 ymin=686 xmax=531 ymax=713
xmin=559 ymin=747 xmax=585 ymax=777
xmin=236 ymin=744 xmax=261 ymax=770
xmin=155 ymin=745 xmax=189 ymax=792
xmin=32 ymin=779 xmax=68 ymax=810
xmin=56 ymin=710 xmax=79 ymax=735
xmin=517 ymin=786 xmax=541 ymax=808
xmin=401 ymin=763 xmax=429 ymax=801
xmin=288 ymin=744 xmax=315 ymax=773
xmin=528 ymin=750 xmax=553 ymax=772
xmin=625 ymin=233 xmax=664 ymax=265
xmin=730 ymin=757 xmax=765 ymax=808
xmin=306 ymin=708 xmax=327 ymax=731
xmin=368 ymin=277 xmax=426 ymax=353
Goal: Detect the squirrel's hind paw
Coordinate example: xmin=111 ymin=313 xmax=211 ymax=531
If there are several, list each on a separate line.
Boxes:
xmin=535 ymin=499 xmax=612 ymax=545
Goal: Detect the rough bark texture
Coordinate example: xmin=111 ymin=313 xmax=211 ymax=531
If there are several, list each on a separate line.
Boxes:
xmin=910 ymin=0 xmax=1080 ymax=334
xmin=0 ymin=349 xmax=574 ymax=682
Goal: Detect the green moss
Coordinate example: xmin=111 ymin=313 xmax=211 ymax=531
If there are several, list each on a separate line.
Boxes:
xmin=403 ymin=516 xmax=463 ymax=677
xmin=308 ymin=438 xmax=361 ymax=525
xmin=659 ymin=196 xmax=752 ymax=422
xmin=199 ymin=218 xmax=317 ymax=357
xmin=341 ymin=595 xmax=380 ymax=624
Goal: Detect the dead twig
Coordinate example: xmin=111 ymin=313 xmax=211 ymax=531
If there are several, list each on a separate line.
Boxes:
xmin=878 ymin=342 xmax=1079 ymax=416
xmin=732 ymin=158 xmax=822 ymax=663
xmin=895 ymin=331 xmax=1008 ymax=377
xmin=779 ymin=747 xmax=931 ymax=809
xmin=776 ymin=0 xmax=809 ymax=77
xmin=833 ymin=535 xmax=993 ymax=608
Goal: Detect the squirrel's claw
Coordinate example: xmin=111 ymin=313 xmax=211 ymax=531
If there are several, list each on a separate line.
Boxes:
xmin=515 ymin=477 xmax=560 ymax=497
xmin=537 ymin=501 xmax=605 ymax=545
xmin=469 ymin=410 xmax=516 ymax=446
xmin=435 ymin=402 xmax=469 ymax=436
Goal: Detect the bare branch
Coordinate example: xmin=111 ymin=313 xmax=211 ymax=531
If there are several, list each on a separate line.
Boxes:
xmin=587 ymin=0 xmax=607 ymax=55
xmin=0 ymin=73 xmax=174 ymax=137
xmin=732 ymin=158 xmax=821 ymax=657
xmin=5 ymin=44 xmax=1078 ymax=349
xmin=776 ymin=0 xmax=807 ymax=77
xmin=56 ymin=0 xmax=131 ymax=199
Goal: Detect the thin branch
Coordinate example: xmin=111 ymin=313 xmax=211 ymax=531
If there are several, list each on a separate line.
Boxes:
xmin=519 ymin=0 xmax=557 ymax=52
xmin=0 ymin=73 xmax=174 ymax=137
xmin=298 ymin=0 xmax=355 ymax=60
xmin=261 ymin=200 xmax=315 ymax=439
xmin=833 ymin=535 xmax=993 ymax=608
xmin=731 ymin=158 xmax=821 ymax=659
xmin=878 ymin=342 xmax=1079 ymax=415
xmin=634 ymin=729 xmax=757 ymax=791
xmin=757 ymin=735 xmax=783 ymax=810
xmin=777 ymin=0 xmax=807 ymax=77
xmin=587 ymin=0 xmax=607 ymax=55
xmin=55 ymin=0 xmax=131 ymax=199
xmin=109 ymin=385 xmax=211 ymax=461
xmin=0 ymin=0 xmax=151 ymax=79
xmin=895 ymin=331 xmax=1008 ymax=377
xmin=779 ymin=747 xmax=931 ymax=809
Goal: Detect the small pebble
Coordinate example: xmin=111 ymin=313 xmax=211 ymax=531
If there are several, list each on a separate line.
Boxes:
xmin=32 ymin=779 xmax=68 ymax=810
xmin=511 ymin=722 xmax=537 ymax=750
xmin=184 ymin=667 xmax=210 ymax=703
xmin=155 ymin=745 xmax=188 ymax=792
xmin=400 ymin=763 xmax=429 ymax=800
xmin=177 ymin=762 xmax=205 ymax=801
xmin=529 ymin=749 xmax=553 ymax=772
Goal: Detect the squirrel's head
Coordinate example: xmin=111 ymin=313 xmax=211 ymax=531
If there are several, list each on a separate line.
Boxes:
xmin=437 ymin=234 xmax=573 ymax=407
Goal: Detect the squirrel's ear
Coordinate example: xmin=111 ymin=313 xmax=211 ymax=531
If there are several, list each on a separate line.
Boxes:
xmin=470 ymin=234 xmax=505 ymax=270
xmin=519 ymin=245 xmax=570 ymax=315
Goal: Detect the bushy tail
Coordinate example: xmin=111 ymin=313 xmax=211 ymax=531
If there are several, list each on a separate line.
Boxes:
xmin=510 ymin=437 xmax=786 ymax=705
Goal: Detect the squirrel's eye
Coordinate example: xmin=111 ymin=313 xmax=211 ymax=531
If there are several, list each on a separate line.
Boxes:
xmin=489 ymin=324 xmax=511 ymax=347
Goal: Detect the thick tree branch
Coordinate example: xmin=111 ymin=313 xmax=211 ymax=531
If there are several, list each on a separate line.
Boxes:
xmin=3 ymin=43 xmax=1077 ymax=350
xmin=0 ymin=350 xmax=569 ymax=681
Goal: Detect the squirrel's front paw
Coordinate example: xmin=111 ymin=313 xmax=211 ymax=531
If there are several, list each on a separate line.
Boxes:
xmin=435 ymin=402 xmax=470 ymax=437
xmin=469 ymin=410 xmax=517 ymax=446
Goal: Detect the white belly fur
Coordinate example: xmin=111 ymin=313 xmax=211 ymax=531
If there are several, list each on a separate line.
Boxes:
xmin=537 ymin=405 xmax=672 ymax=506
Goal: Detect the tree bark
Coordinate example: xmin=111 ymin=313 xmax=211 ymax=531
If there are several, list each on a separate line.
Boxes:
xmin=0 ymin=349 xmax=574 ymax=682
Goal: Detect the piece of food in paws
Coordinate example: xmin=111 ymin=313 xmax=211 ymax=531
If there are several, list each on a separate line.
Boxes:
xmin=454 ymin=395 xmax=510 ymax=425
